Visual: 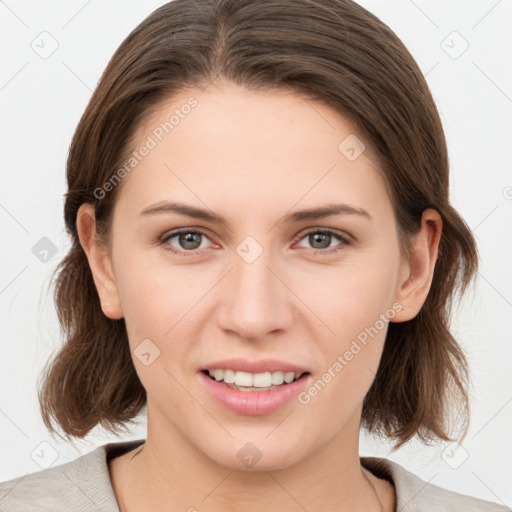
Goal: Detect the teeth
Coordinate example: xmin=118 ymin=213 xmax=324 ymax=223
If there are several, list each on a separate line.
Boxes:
xmin=222 ymin=369 xmax=236 ymax=384
xmin=235 ymin=371 xmax=253 ymax=387
xmin=207 ymin=369 xmax=303 ymax=387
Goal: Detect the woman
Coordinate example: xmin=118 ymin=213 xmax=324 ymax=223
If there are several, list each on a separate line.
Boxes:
xmin=0 ymin=0 xmax=507 ymax=510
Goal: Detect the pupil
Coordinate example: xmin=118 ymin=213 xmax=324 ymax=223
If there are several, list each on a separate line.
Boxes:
xmin=312 ymin=233 xmax=330 ymax=249
xmin=181 ymin=232 xmax=200 ymax=249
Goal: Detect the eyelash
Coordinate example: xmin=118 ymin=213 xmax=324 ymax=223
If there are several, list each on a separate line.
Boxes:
xmin=160 ymin=227 xmax=352 ymax=257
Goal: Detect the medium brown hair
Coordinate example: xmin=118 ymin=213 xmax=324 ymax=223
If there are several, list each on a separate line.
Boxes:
xmin=39 ymin=0 xmax=478 ymax=450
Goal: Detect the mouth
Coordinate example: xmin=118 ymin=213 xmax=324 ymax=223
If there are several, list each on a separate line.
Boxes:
xmin=200 ymin=369 xmax=310 ymax=392
xmin=199 ymin=368 xmax=313 ymax=415
xmin=197 ymin=357 xmax=313 ymax=414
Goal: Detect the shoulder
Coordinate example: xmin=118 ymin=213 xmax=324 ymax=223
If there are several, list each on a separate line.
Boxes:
xmin=0 ymin=439 xmax=145 ymax=512
xmin=361 ymin=456 xmax=509 ymax=511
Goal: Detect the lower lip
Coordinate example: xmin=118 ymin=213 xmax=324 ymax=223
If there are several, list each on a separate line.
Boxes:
xmin=198 ymin=371 xmax=312 ymax=416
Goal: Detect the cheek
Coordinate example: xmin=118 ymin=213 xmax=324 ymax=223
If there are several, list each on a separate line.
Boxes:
xmin=113 ymin=249 xmax=181 ymax=337
xmin=299 ymin=257 xmax=398 ymax=339
xmin=295 ymin=253 xmax=399 ymax=406
xmin=113 ymin=254 xmax=198 ymax=392
xmin=297 ymin=266 xmax=394 ymax=419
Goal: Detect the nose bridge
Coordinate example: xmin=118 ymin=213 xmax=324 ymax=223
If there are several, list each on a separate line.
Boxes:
xmin=218 ymin=235 xmax=292 ymax=338
xmin=235 ymin=237 xmax=276 ymax=300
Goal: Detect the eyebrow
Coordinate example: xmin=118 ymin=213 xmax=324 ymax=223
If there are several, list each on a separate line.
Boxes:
xmin=139 ymin=201 xmax=372 ymax=224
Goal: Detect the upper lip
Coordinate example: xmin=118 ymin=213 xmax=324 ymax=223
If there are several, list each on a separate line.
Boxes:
xmin=200 ymin=358 xmax=310 ymax=374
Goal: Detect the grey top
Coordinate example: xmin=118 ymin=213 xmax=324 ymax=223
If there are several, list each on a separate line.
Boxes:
xmin=0 ymin=439 xmax=508 ymax=511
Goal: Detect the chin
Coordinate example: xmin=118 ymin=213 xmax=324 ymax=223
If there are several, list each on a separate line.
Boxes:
xmin=203 ymin=439 xmax=308 ymax=473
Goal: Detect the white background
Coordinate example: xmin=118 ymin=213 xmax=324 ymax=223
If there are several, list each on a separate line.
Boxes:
xmin=1 ymin=0 xmax=511 ymax=507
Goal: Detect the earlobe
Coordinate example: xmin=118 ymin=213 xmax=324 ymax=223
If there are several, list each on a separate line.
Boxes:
xmin=76 ymin=203 xmax=124 ymax=320
xmin=391 ymin=209 xmax=442 ymax=323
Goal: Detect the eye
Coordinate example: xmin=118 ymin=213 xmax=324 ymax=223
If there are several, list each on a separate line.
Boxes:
xmin=161 ymin=228 xmax=213 ymax=256
xmin=160 ymin=227 xmax=352 ymax=257
xmin=293 ymin=227 xmax=351 ymax=255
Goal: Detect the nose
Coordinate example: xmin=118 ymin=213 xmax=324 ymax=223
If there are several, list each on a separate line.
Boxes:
xmin=216 ymin=245 xmax=295 ymax=341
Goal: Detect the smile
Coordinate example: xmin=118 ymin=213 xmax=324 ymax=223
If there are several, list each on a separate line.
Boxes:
xmin=199 ymin=370 xmax=312 ymax=415
xmin=204 ymin=369 xmax=306 ymax=390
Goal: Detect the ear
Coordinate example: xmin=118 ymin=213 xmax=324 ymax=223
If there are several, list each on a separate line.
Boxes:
xmin=76 ymin=203 xmax=123 ymax=320
xmin=391 ymin=208 xmax=443 ymax=322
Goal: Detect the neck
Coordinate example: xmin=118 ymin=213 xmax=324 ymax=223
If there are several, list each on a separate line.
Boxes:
xmin=114 ymin=404 xmax=391 ymax=512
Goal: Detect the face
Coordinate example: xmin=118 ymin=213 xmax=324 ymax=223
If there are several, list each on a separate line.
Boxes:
xmin=93 ymin=81 xmax=414 ymax=471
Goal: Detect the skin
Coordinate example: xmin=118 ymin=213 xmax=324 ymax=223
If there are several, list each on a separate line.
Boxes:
xmin=77 ymin=80 xmax=442 ymax=512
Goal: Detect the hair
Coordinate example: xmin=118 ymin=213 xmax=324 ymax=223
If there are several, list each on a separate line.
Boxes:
xmin=38 ymin=0 xmax=478 ymax=451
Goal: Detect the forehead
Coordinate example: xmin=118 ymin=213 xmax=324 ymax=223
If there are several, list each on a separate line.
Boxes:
xmin=115 ymin=83 xmax=392 ymax=224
